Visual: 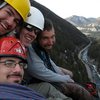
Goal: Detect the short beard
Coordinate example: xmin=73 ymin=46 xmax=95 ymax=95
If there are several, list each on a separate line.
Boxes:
xmin=13 ymin=80 xmax=21 ymax=84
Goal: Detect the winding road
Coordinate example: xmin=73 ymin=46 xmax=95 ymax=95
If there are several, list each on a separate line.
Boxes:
xmin=78 ymin=41 xmax=100 ymax=99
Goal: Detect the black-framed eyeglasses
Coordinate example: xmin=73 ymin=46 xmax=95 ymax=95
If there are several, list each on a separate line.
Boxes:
xmin=23 ymin=23 xmax=41 ymax=35
xmin=0 ymin=60 xmax=27 ymax=69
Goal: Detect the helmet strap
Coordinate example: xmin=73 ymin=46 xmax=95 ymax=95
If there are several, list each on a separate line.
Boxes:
xmin=0 ymin=30 xmax=13 ymax=37
xmin=0 ymin=2 xmax=7 ymax=9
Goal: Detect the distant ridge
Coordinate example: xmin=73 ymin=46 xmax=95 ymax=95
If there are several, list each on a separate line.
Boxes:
xmin=66 ymin=15 xmax=100 ymax=38
xmin=66 ymin=15 xmax=96 ymax=26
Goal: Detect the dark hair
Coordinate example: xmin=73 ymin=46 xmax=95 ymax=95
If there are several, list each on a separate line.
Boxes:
xmin=36 ymin=18 xmax=54 ymax=41
xmin=44 ymin=18 xmax=54 ymax=31
xmin=15 ymin=22 xmax=25 ymax=39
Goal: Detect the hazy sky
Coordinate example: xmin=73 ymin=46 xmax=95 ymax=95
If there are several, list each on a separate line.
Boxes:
xmin=35 ymin=0 xmax=100 ymax=18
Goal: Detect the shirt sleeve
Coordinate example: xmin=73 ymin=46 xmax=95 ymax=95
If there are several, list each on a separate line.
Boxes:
xmin=27 ymin=46 xmax=73 ymax=83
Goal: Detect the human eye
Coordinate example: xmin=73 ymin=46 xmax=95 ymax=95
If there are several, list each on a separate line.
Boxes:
xmin=5 ymin=61 xmax=14 ymax=68
xmin=34 ymin=29 xmax=41 ymax=35
xmin=14 ymin=19 xmax=20 ymax=25
xmin=6 ymin=10 xmax=12 ymax=16
xmin=43 ymin=36 xmax=48 ymax=40
xmin=19 ymin=62 xmax=27 ymax=69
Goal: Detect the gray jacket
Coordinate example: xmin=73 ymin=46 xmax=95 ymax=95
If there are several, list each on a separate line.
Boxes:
xmin=27 ymin=45 xmax=72 ymax=83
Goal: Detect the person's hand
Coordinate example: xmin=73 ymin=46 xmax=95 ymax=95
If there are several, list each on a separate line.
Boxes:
xmin=60 ymin=67 xmax=73 ymax=78
xmin=66 ymin=75 xmax=74 ymax=83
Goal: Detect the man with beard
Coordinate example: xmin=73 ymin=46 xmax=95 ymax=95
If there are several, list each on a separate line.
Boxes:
xmin=26 ymin=18 xmax=94 ymax=100
xmin=0 ymin=36 xmax=45 ymax=100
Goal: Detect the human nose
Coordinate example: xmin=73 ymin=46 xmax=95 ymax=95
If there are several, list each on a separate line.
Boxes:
xmin=13 ymin=64 xmax=23 ymax=72
xmin=48 ymin=39 xmax=54 ymax=45
xmin=28 ymin=31 xmax=37 ymax=38
xmin=7 ymin=17 xmax=16 ymax=29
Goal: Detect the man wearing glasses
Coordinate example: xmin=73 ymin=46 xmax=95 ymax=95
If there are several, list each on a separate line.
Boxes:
xmin=0 ymin=36 xmax=45 ymax=100
xmin=0 ymin=37 xmax=27 ymax=84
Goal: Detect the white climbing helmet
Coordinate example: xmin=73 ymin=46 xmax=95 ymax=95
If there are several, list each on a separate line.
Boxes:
xmin=26 ymin=6 xmax=44 ymax=30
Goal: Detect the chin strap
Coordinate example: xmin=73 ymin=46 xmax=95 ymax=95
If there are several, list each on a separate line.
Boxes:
xmin=0 ymin=32 xmax=11 ymax=38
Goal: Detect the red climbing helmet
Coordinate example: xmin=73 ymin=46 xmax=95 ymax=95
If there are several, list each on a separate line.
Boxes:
xmin=0 ymin=37 xmax=27 ymax=62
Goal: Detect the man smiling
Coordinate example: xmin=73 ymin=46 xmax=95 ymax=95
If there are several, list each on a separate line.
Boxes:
xmin=0 ymin=0 xmax=30 ymax=37
xmin=0 ymin=36 xmax=45 ymax=100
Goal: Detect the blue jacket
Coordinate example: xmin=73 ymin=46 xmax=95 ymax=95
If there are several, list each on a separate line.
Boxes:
xmin=26 ymin=45 xmax=72 ymax=83
xmin=0 ymin=83 xmax=45 ymax=100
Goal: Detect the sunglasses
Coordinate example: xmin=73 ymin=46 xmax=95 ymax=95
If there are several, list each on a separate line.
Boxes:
xmin=23 ymin=23 xmax=41 ymax=35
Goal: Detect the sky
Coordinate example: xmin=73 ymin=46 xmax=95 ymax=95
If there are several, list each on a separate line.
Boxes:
xmin=35 ymin=0 xmax=100 ymax=18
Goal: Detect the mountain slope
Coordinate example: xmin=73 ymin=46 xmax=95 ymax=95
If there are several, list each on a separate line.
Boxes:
xmin=66 ymin=15 xmax=100 ymax=39
xmin=66 ymin=15 xmax=96 ymax=26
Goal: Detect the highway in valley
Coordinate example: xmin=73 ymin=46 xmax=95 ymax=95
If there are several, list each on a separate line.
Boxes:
xmin=78 ymin=41 xmax=100 ymax=99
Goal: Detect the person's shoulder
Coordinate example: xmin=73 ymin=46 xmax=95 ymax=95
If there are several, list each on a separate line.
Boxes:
xmin=28 ymin=45 xmax=36 ymax=52
xmin=0 ymin=83 xmax=32 ymax=91
xmin=0 ymin=83 xmax=46 ymax=100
